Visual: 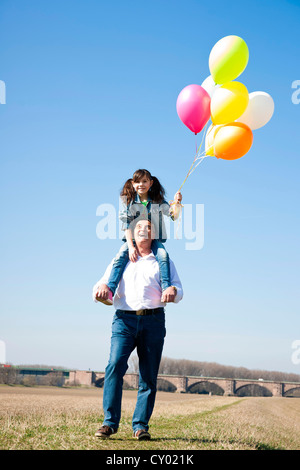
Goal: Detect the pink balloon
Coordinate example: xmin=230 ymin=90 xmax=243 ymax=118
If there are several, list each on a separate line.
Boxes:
xmin=176 ymin=84 xmax=211 ymax=134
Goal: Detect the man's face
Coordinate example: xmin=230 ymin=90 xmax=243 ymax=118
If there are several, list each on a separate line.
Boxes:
xmin=134 ymin=219 xmax=154 ymax=244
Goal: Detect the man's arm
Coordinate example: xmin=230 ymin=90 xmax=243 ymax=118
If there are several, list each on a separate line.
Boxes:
xmin=161 ymin=259 xmax=183 ymax=303
xmin=92 ymin=260 xmax=114 ymax=302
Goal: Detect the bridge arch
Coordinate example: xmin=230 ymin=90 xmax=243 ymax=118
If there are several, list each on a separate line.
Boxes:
xmin=122 ymin=379 xmax=132 ymax=389
xmin=94 ymin=377 xmax=105 ymax=388
xmin=235 ymin=384 xmax=272 ymax=397
xmin=157 ymin=378 xmax=177 ymax=392
xmin=283 ymin=386 xmax=300 ymax=397
xmin=187 ymin=381 xmax=224 ymax=396
xmin=67 ymin=370 xmax=300 ymax=397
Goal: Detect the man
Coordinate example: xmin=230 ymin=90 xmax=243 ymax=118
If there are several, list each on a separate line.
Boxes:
xmin=92 ymin=218 xmax=183 ymax=440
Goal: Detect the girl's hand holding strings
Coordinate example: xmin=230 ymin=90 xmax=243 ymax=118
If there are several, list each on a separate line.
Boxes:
xmin=174 ymin=191 xmax=182 ymax=204
xmin=170 ymin=192 xmax=183 ymax=220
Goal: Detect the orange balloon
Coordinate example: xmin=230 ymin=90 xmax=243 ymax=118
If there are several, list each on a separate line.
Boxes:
xmin=214 ymin=122 xmax=253 ymax=160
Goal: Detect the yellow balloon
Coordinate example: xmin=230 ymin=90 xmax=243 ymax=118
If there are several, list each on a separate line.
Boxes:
xmin=205 ymin=124 xmax=222 ymax=156
xmin=211 ymin=81 xmax=249 ymax=125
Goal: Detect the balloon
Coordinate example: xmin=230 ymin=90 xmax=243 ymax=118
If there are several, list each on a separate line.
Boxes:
xmin=205 ymin=124 xmax=223 ymax=156
xmin=211 ymin=81 xmax=249 ymax=125
xmin=209 ymin=35 xmax=249 ymax=85
xmin=176 ymin=84 xmax=211 ymax=134
xmin=201 ymin=75 xmax=220 ymax=99
xmin=236 ymin=91 xmax=274 ymax=130
xmin=214 ymin=122 xmax=253 ymax=160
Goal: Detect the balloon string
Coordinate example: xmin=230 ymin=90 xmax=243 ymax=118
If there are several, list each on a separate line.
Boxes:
xmin=205 ymin=123 xmax=215 ymax=140
xmin=170 ymin=122 xmax=211 ymax=239
xmin=187 ymin=154 xmax=209 ymax=176
xmin=169 ymin=200 xmax=183 ymax=240
xmin=177 ymin=121 xmax=209 ymax=193
xmin=171 ymin=152 xmax=209 ymax=239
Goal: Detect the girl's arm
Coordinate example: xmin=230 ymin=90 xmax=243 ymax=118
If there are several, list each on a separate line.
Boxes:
xmin=125 ymin=228 xmax=138 ymax=262
xmin=119 ymin=198 xmax=138 ymax=262
xmin=170 ymin=191 xmax=183 ymax=221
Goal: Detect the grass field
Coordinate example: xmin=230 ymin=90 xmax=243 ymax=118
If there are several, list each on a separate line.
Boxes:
xmin=1 ymin=385 xmax=300 ymax=450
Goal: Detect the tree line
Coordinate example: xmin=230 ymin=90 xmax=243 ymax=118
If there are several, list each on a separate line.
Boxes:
xmin=0 ymin=368 xmax=65 ymax=387
xmin=1 ymin=357 xmax=300 ymax=387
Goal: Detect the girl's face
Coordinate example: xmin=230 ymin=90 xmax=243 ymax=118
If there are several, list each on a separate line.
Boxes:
xmin=132 ymin=177 xmax=153 ymax=199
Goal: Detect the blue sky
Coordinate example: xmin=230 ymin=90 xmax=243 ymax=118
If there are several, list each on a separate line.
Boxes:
xmin=1 ymin=0 xmax=300 ymax=374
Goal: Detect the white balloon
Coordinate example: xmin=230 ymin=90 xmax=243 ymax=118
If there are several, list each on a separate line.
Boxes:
xmin=201 ymin=75 xmax=220 ymax=99
xmin=236 ymin=91 xmax=274 ymax=130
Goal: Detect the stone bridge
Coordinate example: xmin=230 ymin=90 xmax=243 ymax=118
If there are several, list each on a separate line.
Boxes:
xmin=68 ymin=370 xmax=300 ymax=397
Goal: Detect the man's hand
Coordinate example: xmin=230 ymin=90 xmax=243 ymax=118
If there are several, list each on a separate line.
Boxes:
xmin=129 ymin=246 xmax=138 ymax=262
xmin=161 ymin=286 xmax=177 ymax=303
xmin=95 ymin=283 xmax=111 ymax=301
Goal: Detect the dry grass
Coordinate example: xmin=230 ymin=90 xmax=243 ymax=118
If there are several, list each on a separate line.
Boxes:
xmin=1 ymin=385 xmax=300 ymax=450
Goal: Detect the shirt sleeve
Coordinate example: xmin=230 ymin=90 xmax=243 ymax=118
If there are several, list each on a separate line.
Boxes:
xmin=119 ymin=198 xmax=131 ymax=231
xmin=119 ymin=199 xmax=142 ymax=231
xmin=92 ymin=260 xmax=114 ymax=302
xmin=169 ymin=258 xmax=183 ymax=303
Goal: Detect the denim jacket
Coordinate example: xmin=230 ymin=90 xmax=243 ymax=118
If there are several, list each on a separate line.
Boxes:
xmin=119 ymin=194 xmax=175 ymax=243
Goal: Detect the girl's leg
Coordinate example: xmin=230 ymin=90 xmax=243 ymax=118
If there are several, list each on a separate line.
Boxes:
xmin=106 ymin=243 xmax=129 ymax=295
xmin=151 ymin=240 xmax=171 ymax=292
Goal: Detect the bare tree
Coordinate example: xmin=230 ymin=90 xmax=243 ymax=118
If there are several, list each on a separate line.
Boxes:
xmin=128 ymin=353 xmax=139 ymax=373
xmin=157 ymin=356 xmax=300 ymax=382
xmin=0 ymin=367 xmax=19 ymax=385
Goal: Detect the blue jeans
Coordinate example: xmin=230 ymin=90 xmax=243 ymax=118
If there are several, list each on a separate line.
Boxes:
xmin=107 ymin=240 xmax=171 ymax=295
xmin=102 ymin=308 xmax=166 ymax=432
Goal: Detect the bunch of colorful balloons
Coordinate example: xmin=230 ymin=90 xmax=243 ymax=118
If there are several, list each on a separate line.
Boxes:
xmin=176 ymin=35 xmax=274 ymax=161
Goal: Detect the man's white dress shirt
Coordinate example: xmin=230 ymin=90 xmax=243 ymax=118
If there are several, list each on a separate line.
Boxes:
xmin=93 ymin=252 xmax=183 ymax=311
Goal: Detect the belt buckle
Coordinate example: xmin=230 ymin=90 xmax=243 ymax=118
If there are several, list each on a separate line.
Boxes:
xmin=136 ymin=309 xmax=145 ymax=316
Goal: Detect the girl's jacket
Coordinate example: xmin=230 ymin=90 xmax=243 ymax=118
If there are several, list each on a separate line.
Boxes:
xmin=119 ymin=194 xmax=175 ymax=243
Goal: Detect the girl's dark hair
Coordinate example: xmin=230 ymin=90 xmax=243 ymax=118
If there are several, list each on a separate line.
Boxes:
xmin=120 ymin=169 xmax=165 ymax=205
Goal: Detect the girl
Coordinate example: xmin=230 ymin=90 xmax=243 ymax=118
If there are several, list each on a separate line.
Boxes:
xmin=98 ymin=169 xmax=182 ymax=305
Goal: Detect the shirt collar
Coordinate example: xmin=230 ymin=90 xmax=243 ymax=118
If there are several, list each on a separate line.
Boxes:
xmin=134 ymin=193 xmax=149 ymax=204
xmin=136 ymin=251 xmax=155 ymax=260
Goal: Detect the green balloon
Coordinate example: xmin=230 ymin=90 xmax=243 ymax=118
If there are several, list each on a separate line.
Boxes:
xmin=209 ymin=35 xmax=249 ymax=85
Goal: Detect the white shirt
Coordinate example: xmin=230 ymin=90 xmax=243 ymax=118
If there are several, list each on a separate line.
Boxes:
xmin=93 ymin=252 xmax=183 ymax=311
